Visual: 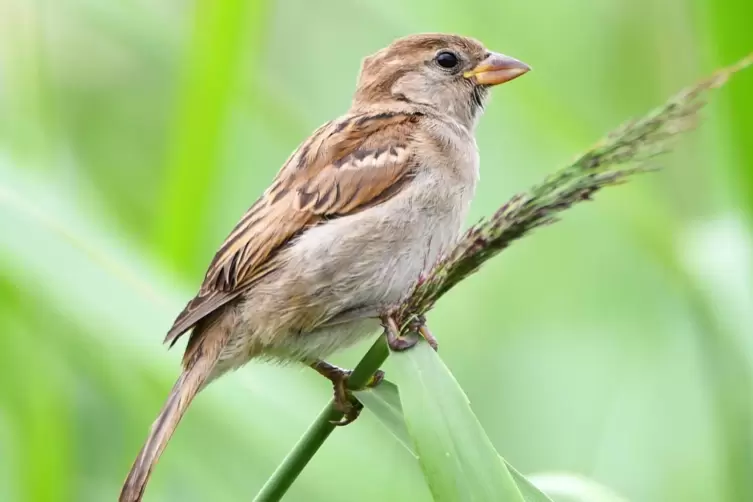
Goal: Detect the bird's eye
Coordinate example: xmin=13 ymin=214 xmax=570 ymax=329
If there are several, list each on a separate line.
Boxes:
xmin=435 ymin=51 xmax=459 ymax=69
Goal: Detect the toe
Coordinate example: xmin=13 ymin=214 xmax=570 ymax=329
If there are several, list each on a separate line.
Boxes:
xmin=366 ymin=370 xmax=385 ymax=388
xmin=331 ymin=397 xmax=363 ymax=426
xmin=388 ymin=334 xmax=418 ymax=351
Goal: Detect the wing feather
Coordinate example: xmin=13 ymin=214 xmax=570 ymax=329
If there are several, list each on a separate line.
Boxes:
xmin=165 ymin=110 xmax=423 ymax=346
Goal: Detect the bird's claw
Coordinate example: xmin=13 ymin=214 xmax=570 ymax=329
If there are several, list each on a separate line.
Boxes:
xmin=409 ymin=315 xmax=438 ymax=351
xmin=331 ymin=392 xmax=363 ymax=426
xmin=310 ymin=360 xmax=384 ymax=426
xmin=329 ymin=370 xmax=384 ymax=426
xmin=382 ymin=314 xmax=438 ymax=351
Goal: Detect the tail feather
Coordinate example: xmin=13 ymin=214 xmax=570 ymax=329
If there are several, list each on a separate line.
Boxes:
xmin=119 ymin=350 xmax=220 ymax=501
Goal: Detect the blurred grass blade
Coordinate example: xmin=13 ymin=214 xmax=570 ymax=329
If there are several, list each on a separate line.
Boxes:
xmin=677 ymin=219 xmax=753 ymax=502
xmin=528 ymin=474 xmax=629 ymax=502
xmin=156 ymin=0 xmax=268 ymax=272
xmin=390 ymin=341 xmax=525 ymax=502
xmin=705 ymin=3 xmax=753 ymax=218
xmin=0 ymin=299 xmax=73 ymax=502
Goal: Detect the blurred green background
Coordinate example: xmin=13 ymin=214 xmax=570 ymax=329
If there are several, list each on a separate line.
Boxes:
xmin=1 ymin=0 xmax=752 ymax=501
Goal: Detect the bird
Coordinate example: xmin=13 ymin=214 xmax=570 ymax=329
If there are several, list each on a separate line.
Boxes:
xmin=119 ymin=33 xmax=529 ymax=502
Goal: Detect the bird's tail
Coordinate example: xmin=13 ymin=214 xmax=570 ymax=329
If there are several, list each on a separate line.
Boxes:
xmin=119 ymin=338 xmax=223 ymax=502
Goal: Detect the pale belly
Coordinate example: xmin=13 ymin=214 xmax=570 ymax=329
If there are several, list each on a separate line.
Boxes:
xmin=216 ymin=169 xmax=476 ymax=370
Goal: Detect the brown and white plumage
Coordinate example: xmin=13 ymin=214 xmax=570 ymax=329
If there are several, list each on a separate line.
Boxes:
xmin=164 ymin=110 xmax=421 ymax=351
xmin=120 ymin=33 xmax=529 ymax=502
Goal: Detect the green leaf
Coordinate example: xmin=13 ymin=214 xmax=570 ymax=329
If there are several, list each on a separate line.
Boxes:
xmin=505 ymin=464 xmax=556 ymax=502
xmin=356 ymin=371 xmax=622 ymax=502
xmin=389 ymin=341 xmax=526 ymax=502
xmin=356 ymin=358 xmax=554 ymax=502
xmin=354 ymin=380 xmax=415 ymax=456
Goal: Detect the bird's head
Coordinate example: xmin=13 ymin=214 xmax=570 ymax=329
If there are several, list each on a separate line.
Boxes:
xmin=353 ymin=33 xmax=530 ymax=129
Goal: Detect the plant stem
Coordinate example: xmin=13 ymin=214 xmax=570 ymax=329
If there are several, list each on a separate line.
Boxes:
xmin=252 ymin=337 xmax=390 ymax=501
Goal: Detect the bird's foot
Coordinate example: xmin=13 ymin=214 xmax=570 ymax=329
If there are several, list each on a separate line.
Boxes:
xmin=382 ymin=314 xmax=438 ymax=351
xmin=310 ymin=360 xmax=384 ymax=426
xmin=407 ymin=314 xmax=438 ymax=351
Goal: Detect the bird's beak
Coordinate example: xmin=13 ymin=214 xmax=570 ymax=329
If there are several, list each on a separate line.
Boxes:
xmin=463 ymin=52 xmax=531 ymax=86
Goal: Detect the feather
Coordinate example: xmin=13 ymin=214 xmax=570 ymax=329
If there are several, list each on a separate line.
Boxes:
xmin=164 ymin=110 xmax=423 ymax=349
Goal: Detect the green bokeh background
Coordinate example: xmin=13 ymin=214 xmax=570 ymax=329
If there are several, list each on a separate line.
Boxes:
xmin=1 ymin=1 xmax=752 ymax=501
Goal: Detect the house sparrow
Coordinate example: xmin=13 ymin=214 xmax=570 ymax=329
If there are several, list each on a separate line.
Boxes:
xmin=120 ymin=33 xmax=529 ymax=502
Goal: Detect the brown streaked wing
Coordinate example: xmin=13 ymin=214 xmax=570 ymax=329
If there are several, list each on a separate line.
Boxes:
xmin=164 ymin=110 xmax=422 ymax=346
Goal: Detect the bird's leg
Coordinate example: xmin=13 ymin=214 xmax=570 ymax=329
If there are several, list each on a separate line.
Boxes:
xmin=309 ymin=360 xmax=384 ymax=426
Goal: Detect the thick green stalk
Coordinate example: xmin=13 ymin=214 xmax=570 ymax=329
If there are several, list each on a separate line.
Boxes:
xmin=252 ymin=338 xmax=389 ymax=501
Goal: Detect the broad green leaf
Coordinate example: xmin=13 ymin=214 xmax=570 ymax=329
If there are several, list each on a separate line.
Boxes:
xmin=390 ymin=341 xmax=525 ymax=502
xmin=356 ymin=371 xmax=622 ymax=502
xmin=356 ymin=365 xmax=554 ymax=502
